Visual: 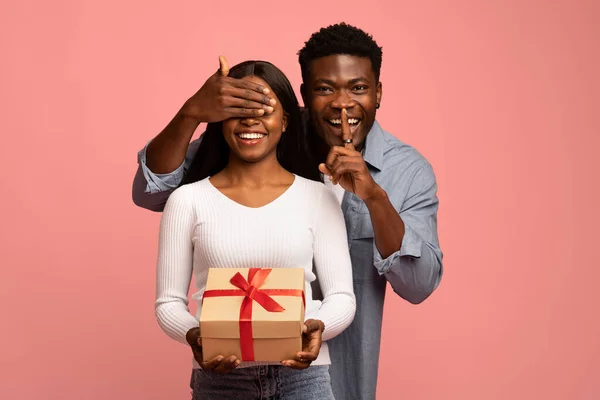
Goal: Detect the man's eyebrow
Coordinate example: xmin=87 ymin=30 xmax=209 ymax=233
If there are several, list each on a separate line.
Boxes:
xmin=313 ymin=78 xmax=336 ymax=86
xmin=348 ymin=77 xmax=369 ymax=85
xmin=312 ymin=77 xmax=370 ymax=86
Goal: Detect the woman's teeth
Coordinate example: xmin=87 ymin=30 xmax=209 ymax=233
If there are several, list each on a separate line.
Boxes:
xmin=237 ymin=133 xmax=266 ymax=139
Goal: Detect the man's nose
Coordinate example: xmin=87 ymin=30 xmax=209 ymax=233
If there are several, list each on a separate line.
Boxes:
xmin=331 ymin=90 xmax=356 ymax=110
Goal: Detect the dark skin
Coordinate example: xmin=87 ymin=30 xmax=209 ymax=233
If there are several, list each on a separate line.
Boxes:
xmin=281 ymin=319 xmax=325 ymax=369
xmin=302 ymin=55 xmax=380 ymax=151
xmin=183 ymin=76 xmax=325 ymax=372
xmin=186 ymin=327 xmax=239 ymax=373
xmin=186 ymin=320 xmax=325 ymax=373
xmin=146 ymin=56 xmax=276 ymax=174
xmin=146 ymin=54 xmax=403 ymax=369
xmin=302 ymin=55 xmax=405 ymax=259
xmin=211 ymin=75 xmax=294 ymax=208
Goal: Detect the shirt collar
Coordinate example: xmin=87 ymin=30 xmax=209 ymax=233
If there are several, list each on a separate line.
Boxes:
xmin=362 ymin=120 xmax=385 ymax=171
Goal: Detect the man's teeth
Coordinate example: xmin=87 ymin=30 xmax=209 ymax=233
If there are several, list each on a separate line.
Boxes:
xmin=238 ymin=133 xmax=266 ymax=139
xmin=329 ymin=118 xmax=359 ymax=125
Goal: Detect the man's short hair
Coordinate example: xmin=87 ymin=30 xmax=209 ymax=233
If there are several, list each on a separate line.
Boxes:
xmin=298 ymin=22 xmax=383 ymax=82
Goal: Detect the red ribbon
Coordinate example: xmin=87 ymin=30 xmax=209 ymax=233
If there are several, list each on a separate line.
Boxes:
xmin=202 ymin=268 xmax=305 ymax=361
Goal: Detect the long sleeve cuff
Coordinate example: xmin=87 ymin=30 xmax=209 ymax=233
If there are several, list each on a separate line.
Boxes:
xmin=373 ymin=224 xmax=422 ymax=274
xmin=315 ymin=293 xmax=356 ymax=342
xmin=137 ymin=141 xmax=185 ymax=194
xmin=155 ymin=305 xmax=199 ymax=345
xmin=373 ymin=224 xmax=442 ymax=304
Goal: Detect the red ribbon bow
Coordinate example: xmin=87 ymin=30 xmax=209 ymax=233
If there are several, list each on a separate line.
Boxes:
xmin=203 ymin=268 xmax=305 ymax=361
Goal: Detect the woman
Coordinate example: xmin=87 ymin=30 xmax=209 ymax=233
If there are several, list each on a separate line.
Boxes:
xmin=155 ymin=60 xmax=355 ymax=400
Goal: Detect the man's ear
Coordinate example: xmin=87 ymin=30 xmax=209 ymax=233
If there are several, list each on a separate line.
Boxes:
xmin=376 ymin=81 xmax=382 ymax=107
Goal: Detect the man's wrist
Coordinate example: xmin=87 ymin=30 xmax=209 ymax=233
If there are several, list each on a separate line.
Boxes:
xmin=169 ymin=109 xmax=202 ymax=145
xmin=179 ymin=102 xmax=205 ymax=125
xmin=363 ymin=184 xmax=388 ymax=206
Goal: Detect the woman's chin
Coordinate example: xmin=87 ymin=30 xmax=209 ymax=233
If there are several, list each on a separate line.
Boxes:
xmin=231 ymin=147 xmax=278 ymax=164
xmin=234 ymin=151 xmax=269 ymax=164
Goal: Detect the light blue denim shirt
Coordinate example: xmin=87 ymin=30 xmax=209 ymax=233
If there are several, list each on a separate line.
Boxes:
xmin=132 ymin=120 xmax=443 ymax=400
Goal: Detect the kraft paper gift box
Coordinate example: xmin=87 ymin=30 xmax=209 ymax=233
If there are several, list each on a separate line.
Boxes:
xmin=199 ymin=267 xmax=305 ymax=362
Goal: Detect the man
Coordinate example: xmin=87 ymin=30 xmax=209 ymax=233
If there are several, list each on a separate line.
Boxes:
xmin=133 ymin=23 xmax=443 ymax=400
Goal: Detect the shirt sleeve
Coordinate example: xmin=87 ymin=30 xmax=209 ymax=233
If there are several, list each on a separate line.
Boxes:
xmin=131 ymin=137 xmax=203 ymax=212
xmin=373 ymin=163 xmax=443 ymax=304
xmin=154 ymin=186 xmax=199 ymax=344
xmin=312 ymin=186 xmax=357 ymax=341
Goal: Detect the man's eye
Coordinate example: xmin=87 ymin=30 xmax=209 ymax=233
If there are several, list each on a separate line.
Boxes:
xmin=353 ymin=85 xmax=368 ymax=91
xmin=315 ymin=87 xmax=333 ymax=93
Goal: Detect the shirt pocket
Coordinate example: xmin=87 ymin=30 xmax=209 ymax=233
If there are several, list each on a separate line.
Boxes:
xmin=347 ymin=209 xmax=380 ymax=284
xmin=348 ymin=206 xmax=374 ymax=240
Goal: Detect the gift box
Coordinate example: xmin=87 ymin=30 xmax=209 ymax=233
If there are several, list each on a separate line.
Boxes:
xmin=199 ymin=267 xmax=305 ymax=362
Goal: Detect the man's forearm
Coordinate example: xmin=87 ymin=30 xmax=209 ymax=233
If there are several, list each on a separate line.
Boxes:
xmin=146 ymin=109 xmax=200 ymax=174
xmin=364 ymin=186 xmax=405 ymax=259
xmin=384 ymin=244 xmax=442 ymax=304
xmin=367 ymin=192 xmax=443 ymax=303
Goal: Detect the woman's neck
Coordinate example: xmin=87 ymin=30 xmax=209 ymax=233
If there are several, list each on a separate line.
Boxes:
xmin=217 ymin=153 xmax=292 ymax=187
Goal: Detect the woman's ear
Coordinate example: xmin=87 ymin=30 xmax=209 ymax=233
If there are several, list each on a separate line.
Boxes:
xmin=282 ymin=113 xmax=289 ymax=132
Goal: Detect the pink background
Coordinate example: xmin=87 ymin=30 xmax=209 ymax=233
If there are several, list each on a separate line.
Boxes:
xmin=1 ymin=1 xmax=599 ymax=399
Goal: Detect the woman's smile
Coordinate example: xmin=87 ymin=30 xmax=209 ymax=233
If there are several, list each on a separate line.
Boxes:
xmin=234 ymin=130 xmax=268 ymax=147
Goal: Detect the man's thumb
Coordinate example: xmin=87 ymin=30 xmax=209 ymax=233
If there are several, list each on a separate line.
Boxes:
xmin=218 ymin=55 xmax=229 ymax=77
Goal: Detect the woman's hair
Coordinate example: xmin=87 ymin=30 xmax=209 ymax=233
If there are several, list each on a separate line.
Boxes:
xmin=181 ymin=60 xmax=321 ymax=185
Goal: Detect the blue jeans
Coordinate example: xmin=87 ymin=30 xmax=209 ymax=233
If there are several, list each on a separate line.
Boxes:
xmin=190 ymin=365 xmax=335 ymax=400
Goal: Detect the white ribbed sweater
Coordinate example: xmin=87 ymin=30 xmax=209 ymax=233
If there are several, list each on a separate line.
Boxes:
xmin=155 ymin=175 xmax=356 ymax=367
